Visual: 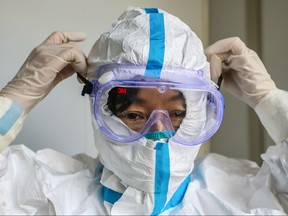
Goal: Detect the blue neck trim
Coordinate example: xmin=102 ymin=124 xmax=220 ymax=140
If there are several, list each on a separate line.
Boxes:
xmin=102 ymin=175 xmax=191 ymax=213
xmin=162 ymin=175 xmax=191 ymax=213
xmin=102 ymin=186 xmax=122 ymax=205
xmin=151 ymin=141 xmax=191 ymax=215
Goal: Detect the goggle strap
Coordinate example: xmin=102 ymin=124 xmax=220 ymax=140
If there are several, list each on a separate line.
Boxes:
xmin=77 ymin=73 xmax=93 ymax=96
xmin=217 ymin=74 xmax=223 ymax=90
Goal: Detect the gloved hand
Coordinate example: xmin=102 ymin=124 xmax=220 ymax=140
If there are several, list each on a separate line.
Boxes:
xmin=205 ymin=37 xmax=277 ymax=108
xmin=0 ymin=31 xmax=87 ymax=114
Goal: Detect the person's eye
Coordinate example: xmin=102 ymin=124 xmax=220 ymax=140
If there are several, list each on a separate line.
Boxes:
xmin=171 ymin=110 xmax=186 ymax=118
xmin=120 ymin=112 xmax=146 ymax=121
xmin=125 ymin=113 xmax=140 ymax=120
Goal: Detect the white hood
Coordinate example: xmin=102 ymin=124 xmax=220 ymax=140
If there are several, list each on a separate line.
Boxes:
xmin=87 ymin=6 xmax=209 ymax=215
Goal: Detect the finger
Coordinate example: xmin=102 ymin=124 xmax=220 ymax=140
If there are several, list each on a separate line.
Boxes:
xmin=70 ymin=52 xmax=88 ymax=75
xmin=44 ymin=31 xmax=86 ymax=44
xmin=209 ymin=54 xmax=223 ymax=83
xmin=229 ymin=37 xmax=247 ymax=55
xmin=205 ymin=37 xmax=247 ymax=61
xmin=57 ymin=46 xmax=88 ymax=74
xmin=52 ymin=65 xmax=75 ymax=86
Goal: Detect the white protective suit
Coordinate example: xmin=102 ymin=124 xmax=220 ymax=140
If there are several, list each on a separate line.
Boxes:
xmin=1 ymin=6 xmax=288 ymax=215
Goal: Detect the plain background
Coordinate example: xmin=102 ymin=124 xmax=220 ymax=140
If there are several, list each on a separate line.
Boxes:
xmin=1 ymin=0 xmax=287 ymax=162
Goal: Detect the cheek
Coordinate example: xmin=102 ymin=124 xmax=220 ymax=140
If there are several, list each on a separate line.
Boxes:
xmin=122 ymin=120 xmax=144 ymax=132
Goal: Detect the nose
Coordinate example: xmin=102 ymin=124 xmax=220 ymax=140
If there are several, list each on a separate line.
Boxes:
xmin=145 ymin=110 xmax=176 ymax=133
xmin=149 ymin=120 xmax=167 ymax=132
xmin=147 ymin=110 xmax=175 ymax=132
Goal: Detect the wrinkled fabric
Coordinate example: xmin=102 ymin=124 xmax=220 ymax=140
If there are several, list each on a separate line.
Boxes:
xmin=255 ymin=89 xmax=288 ymax=144
xmin=0 ymin=145 xmax=105 ymax=215
xmin=87 ymin=6 xmax=211 ymax=214
xmin=87 ymin=6 xmax=209 ymax=80
xmin=91 ymin=126 xmax=201 ymax=214
xmin=1 ymin=143 xmax=288 ymax=215
xmin=2 ymin=85 xmax=287 ymax=215
xmin=1 ymin=5 xmax=288 ymax=216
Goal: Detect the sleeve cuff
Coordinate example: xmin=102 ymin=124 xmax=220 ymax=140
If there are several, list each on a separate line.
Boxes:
xmin=0 ymin=96 xmax=25 ymax=152
xmin=255 ymin=89 xmax=288 ymax=144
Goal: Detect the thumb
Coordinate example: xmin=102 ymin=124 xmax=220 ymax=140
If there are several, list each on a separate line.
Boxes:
xmin=205 ymin=37 xmax=247 ymax=63
xmin=44 ymin=31 xmax=87 ymax=44
xmin=209 ymin=54 xmax=223 ymax=83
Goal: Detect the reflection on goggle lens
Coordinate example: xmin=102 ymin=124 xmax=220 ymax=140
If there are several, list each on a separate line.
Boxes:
xmin=107 ymin=87 xmax=186 ymax=132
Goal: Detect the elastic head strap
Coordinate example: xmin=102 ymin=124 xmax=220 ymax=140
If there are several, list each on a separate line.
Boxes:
xmin=77 ymin=73 xmax=93 ymax=96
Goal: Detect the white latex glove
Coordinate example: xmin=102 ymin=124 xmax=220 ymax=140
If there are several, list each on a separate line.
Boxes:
xmin=205 ymin=37 xmax=277 ymax=108
xmin=0 ymin=31 xmax=87 ymax=114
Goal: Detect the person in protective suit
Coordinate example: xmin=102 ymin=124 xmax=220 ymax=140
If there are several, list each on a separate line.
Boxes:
xmin=0 ymin=6 xmax=288 ymax=215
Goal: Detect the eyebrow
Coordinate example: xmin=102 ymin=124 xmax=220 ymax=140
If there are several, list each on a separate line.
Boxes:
xmin=167 ymin=92 xmax=185 ymax=102
xmin=133 ymin=98 xmax=147 ymax=105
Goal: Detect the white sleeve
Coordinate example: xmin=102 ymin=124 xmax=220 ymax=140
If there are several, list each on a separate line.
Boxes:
xmin=255 ymin=89 xmax=288 ymax=144
xmin=261 ymin=140 xmax=288 ymax=212
xmin=255 ymin=89 xmax=288 ymax=212
xmin=0 ymin=96 xmax=25 ymax=152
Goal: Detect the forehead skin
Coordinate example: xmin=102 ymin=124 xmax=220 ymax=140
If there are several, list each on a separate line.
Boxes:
xmin=130 ymin=88 xmax=186 ymax=111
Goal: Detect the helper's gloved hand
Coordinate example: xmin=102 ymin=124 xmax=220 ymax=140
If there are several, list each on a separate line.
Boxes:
xmin=205 ymin=37 xmax=277 ymax=108
xmin=0 ymin=31 xmax=87 ymax=114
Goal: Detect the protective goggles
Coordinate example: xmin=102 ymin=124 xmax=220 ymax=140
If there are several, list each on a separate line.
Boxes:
xmin=78 ymin=65 xmax=224 ymax=146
